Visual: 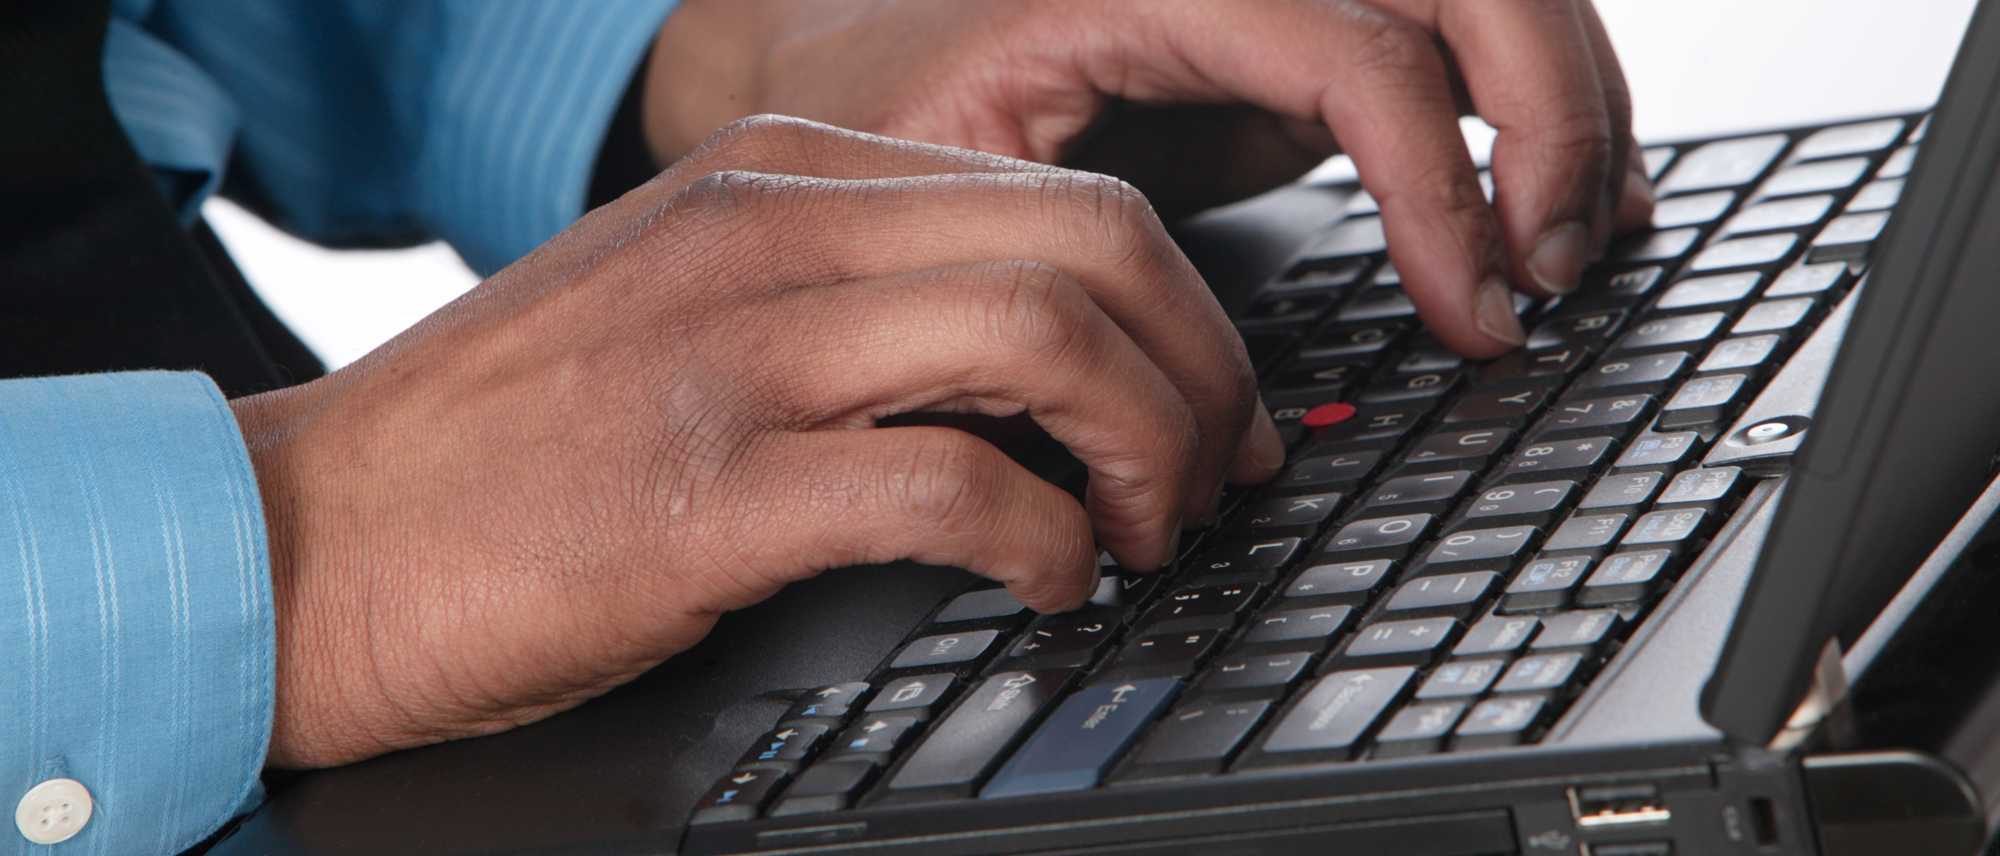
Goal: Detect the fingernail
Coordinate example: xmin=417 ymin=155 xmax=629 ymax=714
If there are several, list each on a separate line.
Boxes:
xmin=1474 ymin=276 xmax=1527 ymax=347
xmin=1622 ymin=169 xmax=1656 ymax=214
xmin=1528 ymin=221 xmax=1591 ymax=296
xmin=1249 ymin=404 xmax=1285 ymax=475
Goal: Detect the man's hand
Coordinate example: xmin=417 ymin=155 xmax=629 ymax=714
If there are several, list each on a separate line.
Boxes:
xmin=234 ymin=117 xmax=1282 ymax=768
xmin=646 ymin=0 xmax=1654 ymax=357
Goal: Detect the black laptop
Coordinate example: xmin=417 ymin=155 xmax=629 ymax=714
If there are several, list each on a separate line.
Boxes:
xmin=214 ymin=6 xmax=2000 ymax=856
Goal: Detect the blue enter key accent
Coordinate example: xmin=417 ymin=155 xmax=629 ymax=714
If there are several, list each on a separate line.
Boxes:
xmin=980 ymin=677 xmax=1181 ymax=799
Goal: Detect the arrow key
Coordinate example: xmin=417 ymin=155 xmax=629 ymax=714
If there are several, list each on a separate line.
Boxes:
xmin=738 ymin=722 xmax=832 ymax=769
xmin=781 ymin=681 xmax=872 ymax=722
xmin=826 ymin=714 xmax=922 ymax=762
xmin=769 ymin=760 xmax=880 ymax=817
xmin=690 ymin=766 xmax=791 ymax=825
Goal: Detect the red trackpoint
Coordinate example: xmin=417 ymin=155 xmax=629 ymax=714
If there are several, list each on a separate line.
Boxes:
xmin=1300 ymin=402 xmax=1356 ymax=428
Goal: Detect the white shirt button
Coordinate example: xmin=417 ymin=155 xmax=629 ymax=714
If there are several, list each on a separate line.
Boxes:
xmin=15 ymin=778 xmax=92 ymax=845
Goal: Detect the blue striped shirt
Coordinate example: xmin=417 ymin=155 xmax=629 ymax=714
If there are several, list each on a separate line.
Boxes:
xmin=5 ymin=2 xmax=674 ymax=853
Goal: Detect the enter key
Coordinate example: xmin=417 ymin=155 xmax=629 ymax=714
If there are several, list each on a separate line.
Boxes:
xmin=980 ymin=678 xmax=1181 ymax=799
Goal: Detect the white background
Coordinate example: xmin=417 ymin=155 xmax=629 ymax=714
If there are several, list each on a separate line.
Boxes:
xmin=210 ymin=0 xmax=1981 ymax=369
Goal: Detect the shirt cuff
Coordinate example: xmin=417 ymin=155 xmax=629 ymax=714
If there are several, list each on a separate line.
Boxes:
xmin=415 ymin=0 xmax=680 ymax=275
xmin=0 ymin=372 xmax=272 ymax=854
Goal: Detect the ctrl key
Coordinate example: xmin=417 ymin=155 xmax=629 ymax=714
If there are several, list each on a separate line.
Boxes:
xmin=769 ymin=760 xmax=880 ymax=817
xmin=691 ymin=767 xmax=790 ymax=825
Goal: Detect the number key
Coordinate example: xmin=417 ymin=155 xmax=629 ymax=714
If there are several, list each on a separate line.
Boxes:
xmin=1501 ymin=436 xmax=1617 ymax=483
xmin=1462 ymin=481 xmax=1577 ymax=528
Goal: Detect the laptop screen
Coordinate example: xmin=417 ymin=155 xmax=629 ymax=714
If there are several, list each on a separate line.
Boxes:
xmin=1701 ymin=2 xmax=2000 ymax=743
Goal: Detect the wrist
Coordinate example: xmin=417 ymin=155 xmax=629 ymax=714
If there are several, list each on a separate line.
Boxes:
xmin=642 ymin=0 xmax=771 ymax=164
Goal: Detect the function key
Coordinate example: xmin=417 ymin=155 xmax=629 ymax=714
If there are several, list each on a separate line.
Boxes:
xmin=1845 ymin=178 xmax=1904 ymax=213
xmin=1657 ymin=373 xmax=1750 ymax=430
xmin=1233 ymin=492 xmax=1343 ymax=539
xmin=1382 ymin=571 xmax=1500 ymax=620
xmin=1878 ymin=145 xmax=1917 ymax=179
xmin=933 ymin=589 xmax=1026 ymax=625
xmin=1723 ymin=195 xmax=1834 ymax=237
xmin=1573 ymin=352 xmax=1692 ymax=396
xmin=1418 ymin=526 xmax=1540 ymax=572
xmin=1699 ymin=334 xmax=1784 ymax=375
xmin=1792 ymin=118 xmax=1905 ymax=160
xmin=1687 ymin=233 xmax=1798 ymax=274
xmin=1650 ymin=190 xmax=1735 ymax=229
xmin=1500 ymin=554 xmax=1593 ymax=613
xmin=889 ymin=629 xmax=1001 ymax=671
xmin=1531 ymin=610 xmax=1623 ymax=651
xmin=1252 ymin=667 xmax=1416 ymax=761
xmin=1335 ymin=618 xmax=1460 ymax=667
xmin=1190 ymin=537 xmax=1303 ymax=582
xmin=1655 ymin=467 xmax=1747 ymax=509
xmin=867 ymin=673 xmax=959 ymax=718
xmin=1807 ymin=211 xmax=1890 ymax=264
xmin=1319 ymin=513 xmax=1436 ymax=561
xmin=1732 ymin=297 xmax=1819 ymax=337
xmin=769 ymin=760 xmax=880 ymax=817
xmin=740 ymin=723 xmax=832 ymax=769
xmin=1415 ymin=658 xmax=1508 ymax=700
xmin=1500 ymin=436 xmax=1618 ymax=483
xmin=1656 ymin=134 xmax=1787 ymax=194
xmin=1455 ymin=613 xmax=1541 ymax=656
xmin=884 ymin=669 xmax=1073 ymax=798
xmin=1764 ymin=261 xmax=1849 ymax=298
xmin=1654 ymin=272 xmax=1763 ymax=311
xmin=1453 ymin=694 xmax=1551 ymax=750
xmin=1612 ymin=313 xmax=1726 ymax=353
xmin=691 ymin=767 xmax=792 ymax=825
xmin=1240 ymin=605 xmax=1354 ymax=648
xmin=1756 ymin=157 xmax=1871 ymax=198
xmin=1371 ymin=700 xmax=1469 ymax=758
xmin=1443 ymin=380 xmax=1559 ymax=427
xmin=1361 ymin=470 xmax=1475 ymax=516
xmin=1541 ymin=511 xmax=1630 ymax=554
xmin=1615 ymin=432 xmax=1704 ymax=471
xmin=980 ymin=677 xmax=1182 ymax=799
xmin=1577 ymin=548 xmax=1676 ymax=607
xmin=1273 ymin=449 xmax=1384 ymax=495
xmin=1578 ymin=471 xmax=1665 ymax=511
xmin=1119 ymin=698 xmax=1274 ymax=779
xmin=1491 ymin=651 xmax=1587 ymax=695
xmin=1283 ymin=559 xmax=1394 ymax=602
xmin=1462 ymin=481 xmax=1578 ymax=528
xmin=784 ymin=682 xmax=873 ymax=721
xmin=1621 ymin=507 xmax=1715 ymax=553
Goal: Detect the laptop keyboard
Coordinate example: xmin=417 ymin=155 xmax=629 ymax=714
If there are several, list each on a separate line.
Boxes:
xmin=687 ymin=114 xmax=1923 ymax=827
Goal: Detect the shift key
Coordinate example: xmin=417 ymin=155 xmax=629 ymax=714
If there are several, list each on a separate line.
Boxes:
xmin=1248 ymin=667 xmax=1415 ymax=764
xmin=981 ymin=678 xmax=1181 ymax=799
xmin=884 ymin=670 xmax=1072 ymax=798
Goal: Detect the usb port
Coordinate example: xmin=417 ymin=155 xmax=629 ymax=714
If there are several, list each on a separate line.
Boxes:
xmin=1569 ymin=784 xmax=1673 ymax=830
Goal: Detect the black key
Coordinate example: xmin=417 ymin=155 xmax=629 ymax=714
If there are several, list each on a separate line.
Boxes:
xmin=1273 ymin=257 xmax=1370 ymax=291
xmin=1657 ymin=134 xmax=1786 ymax=194
xmin=1297 ymin=320 xmax=1407 ymax=361
xmin=1615 ymin=432 xmax=1703 ymax=470
xmin=1120 ymin=699 xmax=1273 ymax=778
xmin=1621 ymin=507 xmax=1713 ymax=552
xmin=1419 ymin=526 xmax=1539 ymax=572
xmin=1319 ymin=514 xmax=1434 ymax=561
xmin=1656 ymin=467 xmax=1746 ymax=509
xmin=1613 ymin=313 xmax=1726 ymax=353
xmin=1699 ymin=334 xmax=1783 ymax=374
xmin=1531 ymin=610 xmax=1622 ymax=651
xmin=1336 ymin=618 xmax=1459 ymax=667
xmin=981 ymin=677 xmax=1180 ymax=798
xmin=1272 ymin=358 xmax=1368 ymax=396
xmin=1650 ymin=190 xmax=1735 ymax=229
xmin=883 ymin=669 xmax=1071 ymax=797
xmin=1479 ymin=346 xmax=1587 ymax=383
xmin=740 ymin=723 xmax=832 ymax=768
xmin=1234 ymin=492 xmax=1343 ymax=539
xmin=1500 ymin=555 xmax=1593 ymax=613
xmin=1453 ymin=694 xmax=1550 ymax=750
xmin=1200 ymin=650 xmax=1315 ymax=692
xmin=1443 ymin=381 xmax=1558 ymax=428
xmin=1283 ymin=560 xmax=1394 ymax=601
xmin=1541 ymin=512 xmax=1630 ymax=553
xmin=769 ymin=760 xmax=879 ymax=817
xmin=691 ymin=767 xmax=791 ymax=825
xmin=1455 ymin=613 xmax=1541 ymax=656
xmin=784 ymin=681 xmax=872 ymax=721
xmin=1415 ymin=657 xmax=1508 ymax=700
xmin=1724 ymin=195 xmax=1833 ymax=236
xmin=1190 ymin=537 xmax=1303 ymax=582
xmin=1253 ymin=667 xmax=1416 ymax=760
xmin=1392 ymin=346 xmax=1466 ymax=375
xmin=1244 ymin=290 xmax=1341 ymax=323
xmin=889 ymin=629 xmax=1001 ymax=671
xmin=1578 ymin=471 xmax=1664 ymax=511
xmin=1687 ymin=233 xmax=1798 ymax=273
xmin=934 ymin=589 xmax=1026 ymax=624
xmin=1383 ymin=571 xmax=1498 ymax=620
xmin=827 ymin=714 xmax=922 ymax=760
xmin=1732 ymin=297 xmax=1819 ymax=336
xmin=1759 ymin=157 xmax=1871 ymax=197
xmin=1241 ymin=331 xmax=1302 ymax=375
xmin=1609 ymin=227 xmax=1699 ymax=264
xmin=1525 ymin=310 xmax=1625 ymax=351
xmin=1370 ymin=700 xmax=1468 ymax=758
xmin=1312 ymin=400 xmax=1435 ymax=446
xmin=1360 ymin=370 xmax=1465 ymax=403
xmin=1654 ymin=271 xmax=1762 ymax=311
xmin=1265 ymin=388 xmax=1349 ymax=432
xmin=1273 ymin=449 xmax=1384 ymax=495
xmin=1501 ymin=436 xmax=1617 ymax=483
xmin=1005 ymin=612 xmax=1119 ymax=669
xmin=1400 ymin=428 xmax=1512 ymax=471
xmin=1531 ymin=394 xmax=1655 ymax=441
xmin=1578 ymin=549 xmax=1676 ymax=607
xmin=1765 ymin=262 xmax=1848 ymax=298
xmin=1240 ymin=605 xmax=1354 ymax=648
xmin=867 ymin=673 xmax=958 ymax=718
xmin=1141 ymin=582 xmax=1261 ymax=633
xmin=1115 ymin=628 xmax=1226 ymax=671
xmin=1336 ymin=286 xmax=1418 ymax=322
xmin=1462 ymin=481 xmax=1577 ymax=527
xmin=1573 ymin=352 xmax=1692 ymax=395
xmin=1298 ymin=216 xmax=1387 ymax=259
xmin=1084 ymin=573 xmax=1164 ymax=614
xmin=1492 ymin=651 xmax=1586 ymax=694
xmin=1362 ymin=470 xmax=1474 ymax=515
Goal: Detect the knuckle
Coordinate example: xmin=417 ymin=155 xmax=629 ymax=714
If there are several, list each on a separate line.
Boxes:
xmin=971 ymin=260 xmax=1093 ymax=362
xmin=696 ymin=113 xmax=813 ymax=164
xmin=894 ymin=432 xmax=1001 ymax=533
xmin=1343 ymin=10 xmax=1433 ymax=81
xmin=1043 ymin=170 xmax=1170 ymax=271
